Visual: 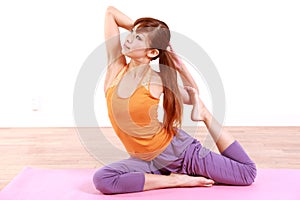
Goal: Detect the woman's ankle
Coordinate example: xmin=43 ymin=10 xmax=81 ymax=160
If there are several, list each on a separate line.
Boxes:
xmin=203 ymin=109 xmax=212 ymax=125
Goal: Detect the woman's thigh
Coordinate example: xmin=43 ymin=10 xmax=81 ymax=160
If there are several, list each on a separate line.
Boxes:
xmin=103 ymin=157 xmax=161 ymax=174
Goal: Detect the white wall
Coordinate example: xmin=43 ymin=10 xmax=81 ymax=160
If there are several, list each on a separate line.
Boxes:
xmin=0 ymin=0 xmax=299 ymax=127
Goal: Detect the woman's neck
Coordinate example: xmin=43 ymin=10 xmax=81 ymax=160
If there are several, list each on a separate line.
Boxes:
xmin=128 ymin=58 xmax=150 ymax=67
xmin=127 ymin=60 xmax=150 ymax=78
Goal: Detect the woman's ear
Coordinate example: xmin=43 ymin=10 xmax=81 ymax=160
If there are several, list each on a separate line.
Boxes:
xmin=147 ymin=49 xmax=159 ymax=59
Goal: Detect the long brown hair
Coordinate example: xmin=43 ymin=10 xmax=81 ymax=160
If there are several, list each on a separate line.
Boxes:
xmin=134 ymin=18 xmax=183 ymax=135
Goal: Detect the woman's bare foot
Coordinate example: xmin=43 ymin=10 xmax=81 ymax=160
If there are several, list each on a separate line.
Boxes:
xmin=170 ymin=173 xmax=214 ymax=187
xmin=143 ymin=172 xmax=214 ymax=191
xmin=184 ymin=86 xmax=208 ymax=122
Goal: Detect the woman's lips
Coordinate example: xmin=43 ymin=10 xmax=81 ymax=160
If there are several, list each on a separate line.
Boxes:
xmin=123 ymin=44 xmax=130 ymax=50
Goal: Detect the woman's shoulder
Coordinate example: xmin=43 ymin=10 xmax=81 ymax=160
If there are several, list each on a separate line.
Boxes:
xmin=150 ymin=69 xmax=162 ymax=85
xmin=148 ymin=69 xmax=163 ymax=98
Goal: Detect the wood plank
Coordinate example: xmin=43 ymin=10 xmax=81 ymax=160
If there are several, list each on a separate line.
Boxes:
xmin=0 ymin=127 xmax=299 ymax=190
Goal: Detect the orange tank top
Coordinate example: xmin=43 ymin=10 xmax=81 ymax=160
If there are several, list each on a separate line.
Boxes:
xmin=105 ymin=66 xmax=174 ymax=161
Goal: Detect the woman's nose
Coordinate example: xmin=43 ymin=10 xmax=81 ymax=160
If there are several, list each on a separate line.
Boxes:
xmin=127 ymin=33 xmax=134 ymax=43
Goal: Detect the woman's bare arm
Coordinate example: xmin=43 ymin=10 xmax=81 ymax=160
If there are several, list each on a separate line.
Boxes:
xmin=167 ymin=45 xmax=199 ymax=104
xmin=177 ymin=62 xmax=199 ymax=104
xmin=104 ymin=6 xmax=134 ymax=92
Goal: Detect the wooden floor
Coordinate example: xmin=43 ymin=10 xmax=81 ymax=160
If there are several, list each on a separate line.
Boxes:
xmin=0 ymin=126 xmax=300 ymax=190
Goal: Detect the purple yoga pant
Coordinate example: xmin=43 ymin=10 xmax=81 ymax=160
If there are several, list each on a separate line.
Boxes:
xmin=93 ymin=129 xmax=257 ymax=194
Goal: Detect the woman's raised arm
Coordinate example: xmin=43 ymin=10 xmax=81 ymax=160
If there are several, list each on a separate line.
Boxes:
xmin=104 ymin=6 xmax=133 ymax=91
xmin=168 ymin=45 xmax=199 ymax=104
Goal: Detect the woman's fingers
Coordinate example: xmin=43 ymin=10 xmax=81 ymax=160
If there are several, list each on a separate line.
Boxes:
xmin=184 ymin=86 xmax=198 ymax=95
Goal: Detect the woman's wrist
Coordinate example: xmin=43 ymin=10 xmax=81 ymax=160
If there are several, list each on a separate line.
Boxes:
xmin=106 ymin=6 xmax=133 ymax=30
xmin=179 ymin=70 xmax=199 ymax=92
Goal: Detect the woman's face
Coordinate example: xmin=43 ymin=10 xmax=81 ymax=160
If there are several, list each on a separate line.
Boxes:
xmin=122 ymin=25 xmax=150 ymax=58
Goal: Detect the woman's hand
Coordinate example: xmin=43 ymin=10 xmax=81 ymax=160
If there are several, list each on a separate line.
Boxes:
xmin=184 ymin=86 xmax=207 ymax=122
xmin=184 ymin=86 xmax=199 ymax=106
xmin=167 ymin=43 xmax=184 ymax=72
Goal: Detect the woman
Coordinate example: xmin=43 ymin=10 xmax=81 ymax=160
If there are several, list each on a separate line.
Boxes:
xmin=93 ymin=6 xmax=256 ymax=194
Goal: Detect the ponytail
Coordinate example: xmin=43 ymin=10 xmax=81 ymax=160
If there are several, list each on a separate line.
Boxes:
xmin=133 ymin=17 xmax=182 ymax=135
xmin=159 ymin=50 xmax=183 ymax=135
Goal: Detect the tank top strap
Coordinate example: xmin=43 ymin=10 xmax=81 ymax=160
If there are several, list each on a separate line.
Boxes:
xmin=141 ymin=67 xmax=152 ymax=91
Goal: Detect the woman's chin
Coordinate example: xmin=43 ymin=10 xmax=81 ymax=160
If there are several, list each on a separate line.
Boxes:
xmin=121 ymin=49 xmax=129 ymax=56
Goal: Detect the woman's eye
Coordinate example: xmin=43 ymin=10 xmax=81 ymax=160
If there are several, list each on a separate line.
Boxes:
xmin=136 ymin=35 xmax=142 ymax=40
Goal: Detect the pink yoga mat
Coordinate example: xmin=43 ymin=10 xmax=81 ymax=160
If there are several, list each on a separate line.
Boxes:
xmin=0 ymin=167 xmax=299 ymax=200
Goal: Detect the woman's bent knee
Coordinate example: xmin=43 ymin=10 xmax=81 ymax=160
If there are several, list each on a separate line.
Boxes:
xmin=93 ymin=167 xmax=117 ymax=194
xmin=242 ymin=163 xmax=257 ymax=186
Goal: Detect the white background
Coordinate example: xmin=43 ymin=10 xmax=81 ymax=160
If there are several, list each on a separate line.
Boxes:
xmin=0 ymin=0 xmax=299 ymax=127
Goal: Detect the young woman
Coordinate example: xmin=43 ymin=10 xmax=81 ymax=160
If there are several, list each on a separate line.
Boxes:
xmin=93 ymin=6 xmax=256 ymax=194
